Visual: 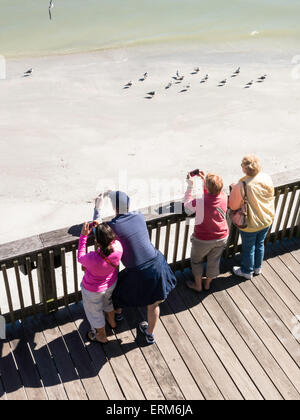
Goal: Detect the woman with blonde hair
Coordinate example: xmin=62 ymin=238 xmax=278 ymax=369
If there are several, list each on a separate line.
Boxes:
xmin=229 ymin=155 xmax=275 ymax=279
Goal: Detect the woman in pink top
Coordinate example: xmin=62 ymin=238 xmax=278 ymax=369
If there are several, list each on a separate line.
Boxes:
xmin=78 ymin=221 xmax=123 ymax=344
xmin=184 ymin=171 xmax=229 ymax=291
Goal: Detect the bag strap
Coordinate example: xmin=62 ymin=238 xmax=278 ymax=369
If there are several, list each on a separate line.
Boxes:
xmin=240 ymin=181 xmax=248 ymax=203
xmin=216 ymin=206 xmax=226 ymax=219
xmin=97 ymin=249 xmax=118 ymax=269
xmin=243 ymin=181 xmax=247 ymax=196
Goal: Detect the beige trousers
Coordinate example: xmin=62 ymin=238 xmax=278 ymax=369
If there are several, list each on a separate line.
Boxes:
xmin=190 ymin=235 xmax=228 ymax=279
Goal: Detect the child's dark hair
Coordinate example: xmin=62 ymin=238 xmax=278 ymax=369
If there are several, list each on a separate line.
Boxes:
xmin=95 ymin=223 xmax=116 ymax=256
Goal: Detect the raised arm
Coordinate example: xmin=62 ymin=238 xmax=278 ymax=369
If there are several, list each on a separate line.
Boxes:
xmin=183 ymin=171 xmax=205 ymax=219
xmin=77 ymin=222 xmax=93 ymax=265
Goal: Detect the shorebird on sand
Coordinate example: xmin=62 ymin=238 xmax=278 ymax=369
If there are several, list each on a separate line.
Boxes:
xmin=139 ymin=72 xmax=148 ymax=81
xmin=244 ymin=80 xmax=253 ymax=88
xmin=231 ymin=67 xmax=240 ymax=77
xmin=200 ymin=74 xmax=208 ymax=83
xmin=257 ymin=74 xmax=267 ymax=82
xmin=191 ymin=67 xmax=200 ymax=75
xmin=218 ymin=78 xmax=227 ymax=86
xmin=165 ymin=82 xmax=172 ymax=89
xmin=23 ymin=68 xmax=33 ymax=77
xmin=179 ymin=84 xmax=190 ymax=93
xmin=123 ymin=81 xmax=132 ymax=89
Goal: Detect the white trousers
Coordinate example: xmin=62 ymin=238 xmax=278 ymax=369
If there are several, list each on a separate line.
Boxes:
xmin=81 ymin=282 xmax=116 ymax=329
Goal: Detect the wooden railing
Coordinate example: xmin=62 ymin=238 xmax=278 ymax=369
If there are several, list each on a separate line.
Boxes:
xmin=0 ymin=169 xmax=299 ymax=324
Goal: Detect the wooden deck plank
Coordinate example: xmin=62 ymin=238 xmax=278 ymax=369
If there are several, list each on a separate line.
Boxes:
xmin=291 ymin=247 xmax=300 ymax=265
xmin=109 ymin=316 xmax=165 ymax=400
xmin=159 ymin=302 xmax=224 ymax=400
xmin=261 ymin=260 xmax=300 ymax=317
xmin=53 ymin=307 xmax=108 ymax=400
xmin=267 ymin=257 xmax=300 ymax=301
xmin=159 ymin=298 xmax=224 ymax=400
xmin=239 ymin=280 xmax=300 ymax=366
xmin=278 ymin=252 xmax=300 ymax=285
xmin=202 ymin=290 xmax=283 ymax=400
xmin=68 ymin=302 xmax=125 ymax=400
xmin=2 ymin=243 xmax=300 ymax=400
xmin=100 ymin=338 xmax=145 ymax=400
xmin=251 ymin=273 xmax=300 ymax=343
xmin=225 ymin=285 xmax=300 ymax=398
xmin=38 ymin=313 xmax=88 ymax=400
xmin=69 ymin=304 xmax=145 ymax=401
xmin=68 ymin=302 xmax=163 ymax=400
xmin=179 ymin=271 xmax=263 ymax=400
xmin=138 ymin=305 xmax=204 ymax=400
xmin=124 ymin=306 xmax=185 ymax=400
xmin=21 ymin=316 xmax=68 ymax=400
xmin=7 ymin=322 xmax=48 ymax=400
xmin=167 ymin=277 xmax=243 ymax=400
xmin=0 ymin=339 xmax=27 ymax=400
xmin=213 ymin=288 xmax=296 ymax=400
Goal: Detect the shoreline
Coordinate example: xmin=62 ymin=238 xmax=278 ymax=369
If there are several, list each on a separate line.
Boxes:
xmin=3 ymin=34 xmax=300 ymax=61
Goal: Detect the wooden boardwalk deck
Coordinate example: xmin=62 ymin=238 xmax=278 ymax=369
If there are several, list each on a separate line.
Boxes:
xmin=1 ymin=239 xmax=300 ymax=400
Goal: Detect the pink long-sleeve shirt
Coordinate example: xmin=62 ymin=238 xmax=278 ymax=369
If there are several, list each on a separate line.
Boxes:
xmin=184 ymin=185 xmax=229 ymax=241
xmin=78 ymin=234 xmax=123 ymax=293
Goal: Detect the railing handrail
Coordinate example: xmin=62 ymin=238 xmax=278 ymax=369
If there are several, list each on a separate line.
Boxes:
xmin=1 ymin=168 xmax=300 ymax=324
xmin=0 ymin=168 xmax=300 ymax=268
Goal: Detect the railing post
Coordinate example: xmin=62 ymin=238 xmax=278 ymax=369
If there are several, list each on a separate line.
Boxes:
xmin=37 ymin=252 xmax=56 ymax=310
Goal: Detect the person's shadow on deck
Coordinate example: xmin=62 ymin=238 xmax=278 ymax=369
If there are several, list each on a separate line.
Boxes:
xmin=0 ymin=266 xmax=243 ymax=399
xmin=1 ymin=237 xmax=299 ymax=398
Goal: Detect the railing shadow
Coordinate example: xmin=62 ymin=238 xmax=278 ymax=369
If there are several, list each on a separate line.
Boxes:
xmin=1 ymin=236 xmax=300 ymax=398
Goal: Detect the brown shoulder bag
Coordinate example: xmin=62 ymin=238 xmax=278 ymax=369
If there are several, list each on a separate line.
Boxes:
xmin=229 ymin=181 xmax=248 ymax=229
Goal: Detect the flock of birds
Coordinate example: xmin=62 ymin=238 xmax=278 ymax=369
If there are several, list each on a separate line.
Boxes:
xmin=123 ymin=67 xmax=268 ymax=99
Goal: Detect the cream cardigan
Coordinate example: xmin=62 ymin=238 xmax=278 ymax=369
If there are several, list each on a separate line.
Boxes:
xmin=229 ymin=172 xmax=275 ymax=233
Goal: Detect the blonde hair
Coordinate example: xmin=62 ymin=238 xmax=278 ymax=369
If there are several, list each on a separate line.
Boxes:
xmin=241 ymin=155 xmax=261 ymax=177
xmin=205 ymin=173 xmax=224 ymax=195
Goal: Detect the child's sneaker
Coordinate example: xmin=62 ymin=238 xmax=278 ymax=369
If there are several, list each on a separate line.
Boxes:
xmin=139 ymin=321 xmax=155 ymax=344
xmin=254 ymin=267 xmax=262 ymax=276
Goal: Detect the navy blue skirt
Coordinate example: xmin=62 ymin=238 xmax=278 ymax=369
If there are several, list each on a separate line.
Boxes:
xmin=112 ymin=250 xmax=177 ymax=308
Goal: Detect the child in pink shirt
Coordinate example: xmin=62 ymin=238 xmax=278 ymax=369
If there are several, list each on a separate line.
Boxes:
xmin=78 ymin=221 xmax=123 ymax=344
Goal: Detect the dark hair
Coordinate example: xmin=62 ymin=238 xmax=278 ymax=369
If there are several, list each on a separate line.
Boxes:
xmin=95 ymin=223 xmax=116 ymax=257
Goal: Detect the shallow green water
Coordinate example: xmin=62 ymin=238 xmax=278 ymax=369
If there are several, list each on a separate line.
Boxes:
xmin=0 ymin=0 xmax=299 ymax=57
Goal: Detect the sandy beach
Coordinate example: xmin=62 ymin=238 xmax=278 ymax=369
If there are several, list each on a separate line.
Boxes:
xmin=1 ymin=43 xmax=300 ymax=244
